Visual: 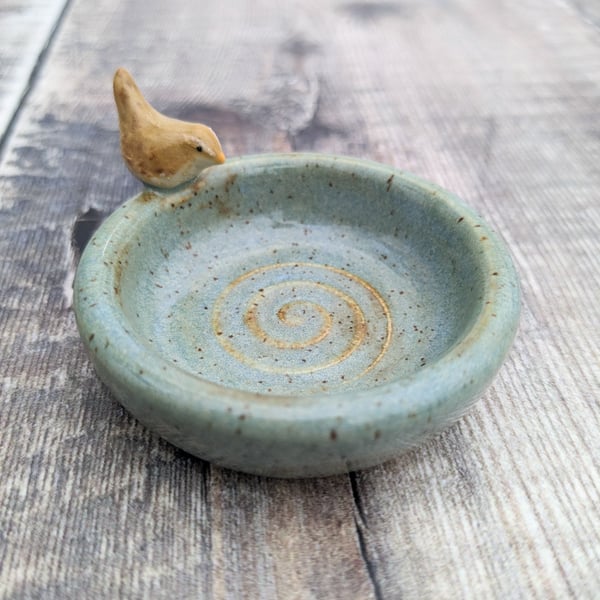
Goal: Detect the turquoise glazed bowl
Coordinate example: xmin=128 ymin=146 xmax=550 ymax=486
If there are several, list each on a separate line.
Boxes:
xmin=74 ymin=154 xmax=520 ymax=477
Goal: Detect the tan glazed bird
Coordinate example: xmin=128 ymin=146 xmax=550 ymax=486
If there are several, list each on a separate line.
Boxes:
xmin=113 ymin=68 xmax=226 ymax=188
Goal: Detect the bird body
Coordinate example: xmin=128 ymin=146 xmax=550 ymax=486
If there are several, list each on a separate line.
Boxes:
xmin=113 ymin=68 xmax=225 ymax=188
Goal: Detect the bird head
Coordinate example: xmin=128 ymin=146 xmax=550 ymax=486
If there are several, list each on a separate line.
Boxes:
xmin=181 ymin=125 xmax=226 ymax=170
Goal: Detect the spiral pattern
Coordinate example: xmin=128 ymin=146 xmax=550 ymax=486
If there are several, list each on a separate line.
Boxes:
xmin=212 ymin=262 xmax=392 ymax=380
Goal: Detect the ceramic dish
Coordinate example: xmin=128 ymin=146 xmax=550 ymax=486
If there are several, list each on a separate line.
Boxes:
xmin=74 ymin=153 xmax=520 ymax=477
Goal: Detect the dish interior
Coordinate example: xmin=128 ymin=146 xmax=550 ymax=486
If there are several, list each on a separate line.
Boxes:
xmin=116 ymin=160 xmax=485 ymax=396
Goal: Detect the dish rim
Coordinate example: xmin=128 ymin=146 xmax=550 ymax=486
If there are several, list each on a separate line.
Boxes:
xmin=74 ymin=153 xmax=520 ymax=434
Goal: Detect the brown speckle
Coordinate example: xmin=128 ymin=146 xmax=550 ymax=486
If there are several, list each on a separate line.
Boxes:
xmin=88 ymin=333 xmax=95 ymax=342
xmin=457 ymin=216 xmax=464 ymax=223
xmin=386 ymin=174 xmax=394 ymax=192
xmin=224 ymin=173 xmax=238 ymax=193
xmin=374 ymin=430 xmax=381 ymax=440
xmin=330 ymin=429 xmax=338 ymax=441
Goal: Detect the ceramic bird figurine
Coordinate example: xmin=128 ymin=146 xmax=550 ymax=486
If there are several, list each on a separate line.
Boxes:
xmin=113 ymin=67 xmax=226 ymax=188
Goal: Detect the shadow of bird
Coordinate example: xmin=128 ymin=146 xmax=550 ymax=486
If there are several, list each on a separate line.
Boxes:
xmin=113 ymin=67 xmax=226 ymax=188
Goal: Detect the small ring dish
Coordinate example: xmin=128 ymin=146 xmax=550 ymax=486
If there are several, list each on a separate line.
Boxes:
xmin=74 ymin=153 xmax=520 ymax=477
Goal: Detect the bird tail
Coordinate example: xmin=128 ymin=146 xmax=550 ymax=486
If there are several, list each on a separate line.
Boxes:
xmin=113 ymin=67 xmax=156 ymax=129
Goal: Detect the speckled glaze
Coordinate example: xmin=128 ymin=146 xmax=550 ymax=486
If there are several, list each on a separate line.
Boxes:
xmin=73 ymin=153 xmax=520 ymax=477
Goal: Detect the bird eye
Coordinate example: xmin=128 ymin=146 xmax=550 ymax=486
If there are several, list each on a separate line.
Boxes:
xmin=196 ymin=145 xmax=203 ymax=152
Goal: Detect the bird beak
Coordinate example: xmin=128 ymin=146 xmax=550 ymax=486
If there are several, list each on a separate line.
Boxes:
xmin=215 ymin=150 xmax=226 ymax=164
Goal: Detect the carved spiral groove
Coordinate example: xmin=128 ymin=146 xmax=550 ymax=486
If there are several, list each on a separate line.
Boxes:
xmin=212 ymin=262 xmax=392 ymax=379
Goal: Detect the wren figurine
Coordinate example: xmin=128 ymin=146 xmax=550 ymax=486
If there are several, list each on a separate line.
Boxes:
xmin=113 ymin=68 xmax=226 ymax=188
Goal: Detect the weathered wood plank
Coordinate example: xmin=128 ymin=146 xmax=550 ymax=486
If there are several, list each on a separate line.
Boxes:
xmin=340 ymin=1 xmax=600 ymax=596
xmin=0 ymin=0 xmax=599 ymax=598
xmin=0 ymin=0 xmax=69 ymax=151
xmin=0 ymin=1 xmax=374 ymax=598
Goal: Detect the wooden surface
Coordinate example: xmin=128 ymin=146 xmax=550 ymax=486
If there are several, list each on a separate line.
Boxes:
xmin=1 ymin=0 xmax=599 ymax=598
xmin=0 ymin=0 xmax=68 ymax=149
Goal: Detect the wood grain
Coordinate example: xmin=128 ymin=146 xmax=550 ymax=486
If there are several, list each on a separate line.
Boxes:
xmin=0 ymin=0 xmax=69 ymax=153
xmin=0 ymin=0 xmax=599 ymax=598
